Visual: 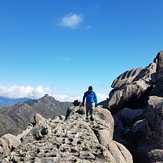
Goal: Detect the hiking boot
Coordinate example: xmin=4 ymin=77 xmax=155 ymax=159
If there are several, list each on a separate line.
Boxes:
xmin=90 ymin=116 xmax=94 ymax=121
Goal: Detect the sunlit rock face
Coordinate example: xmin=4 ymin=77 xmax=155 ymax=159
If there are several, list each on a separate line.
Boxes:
xmin=108 ymin=61 xmax=157 ymax=111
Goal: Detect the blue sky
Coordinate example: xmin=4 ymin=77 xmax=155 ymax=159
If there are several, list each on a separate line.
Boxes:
xmin=0 ymin=0 xmax=163 ymax=101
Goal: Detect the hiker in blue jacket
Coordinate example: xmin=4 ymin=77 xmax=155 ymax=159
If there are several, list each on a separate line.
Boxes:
xmin=82 ymin=86 xmax=97 ymax=121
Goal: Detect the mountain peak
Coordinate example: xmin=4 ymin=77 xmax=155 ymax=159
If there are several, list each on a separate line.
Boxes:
xmin=39 ymin=94 xmax=57 ymax=102
xmin=0 ymin=95 xmax=72 ymax=137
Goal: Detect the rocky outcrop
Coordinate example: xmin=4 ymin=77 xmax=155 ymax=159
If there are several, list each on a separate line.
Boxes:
xmin=31 ymin=113 xmax=51 ymax=140
xmin=151 ymin=51 xmax=163 ymax=96
xmin=0 ymin=113 xmax=48 ymax=159
xmin=111 ymin=62 xmax=157 ymax=90
xmin=105 ymin=51 xmax=163 ymax=163
xmin=128 ymin=96 xmax=163 ymax=163
xmin=0 ymin=126 xmax=32 ymax=159
xmin=109 ymin=79 xmax=151 ymax=111
xmin=108 ymin=58 xmax=157 ymax=111
xmin=0 ymin=107 xmax=133 ymax=163
xmin=0 ymin=134 xmax=21 ymax=158
xmin=145 ymin=96 xmax=163 ymax=162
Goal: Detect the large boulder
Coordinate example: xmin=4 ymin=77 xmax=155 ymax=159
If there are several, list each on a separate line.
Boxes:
xmin=148 ymin=149 xmax=163 ymax=163
xmin=0 ymin=134 xmax=21 ymax=157
xmin=113 ymin=107 xmax=144 ymax=146
xmin=109 ymin=79 xmax=151 ymax=111
xmin=113 ymin=96 xmax=163 ymax=163
xmin=31 ymin=113 xmax=51 ymax=140
xmin=111 ymin=68 xmax=145 ymax=89
xmin=130 ymin=96 xmax=163 ymax=163
xmin=131 ymin=119 xmax=150 ymax=144
xmin=108 ymin=55 xmax=157 ymax=111
xmin=108 ymin=51 xmax=163 ymax=163
xmin=112 ymin=63 xmax=156 ymax=90
xmin=114 ymin=141 xmax=133 ymax=163
xmin=0 ymin=125 xmax=33 ymax=159
xmin=146 ymin=96 xmax=163 ymax=147
xmin=116 ymin=107 xmax=144 ymax=125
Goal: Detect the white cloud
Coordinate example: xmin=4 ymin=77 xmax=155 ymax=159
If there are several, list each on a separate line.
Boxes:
xmin=0 ymin=84 xmax=78 ymax=102
xmin=55 ymin=94 xmax=80 ymax=102
xmin=59 ymin=13 xmax=83 ymax=29
xmin=0 ymin=84 xmax=108 ymax=102
xmin=97 ymin=93 xmax=108 ymax=101
xmin=55 ymin=93 xmax=107 ymax=102
xmin=0 ymin=85 xmax=50 ymax=99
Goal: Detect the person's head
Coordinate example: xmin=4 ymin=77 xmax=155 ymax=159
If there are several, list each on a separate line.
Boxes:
xmin=88 ymin=86 xmax=93 ymax=91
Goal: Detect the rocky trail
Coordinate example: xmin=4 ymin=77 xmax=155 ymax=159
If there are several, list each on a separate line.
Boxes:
xmin=0 ymin=106 xmax=133 ymax=163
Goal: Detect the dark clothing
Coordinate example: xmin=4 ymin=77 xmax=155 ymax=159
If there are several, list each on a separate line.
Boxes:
xmin=86 ymin=103 xmax=94 ymax=118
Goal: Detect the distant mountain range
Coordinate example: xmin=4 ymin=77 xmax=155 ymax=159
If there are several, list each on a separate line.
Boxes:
xmin=0 ymin=95 xmax=72 ymax=136
xmin=0 ymin=96 xmax=31 ymax=106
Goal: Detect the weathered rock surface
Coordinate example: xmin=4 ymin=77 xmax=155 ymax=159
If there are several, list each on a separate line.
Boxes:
xmin=112 ymin=67 xmax=150 ymax=89
xmin=130 ymin=96 xmax=163 ymax=163
xmin=0 ymin=126 xmax=32 ymax=159
xmin=109 ymin=79 xmax=151 ymax=111
xmin=108 ymin=56 xmax=157 ymax=111
xmin=106 ymin=51 xmax=163 ymax=163
xmin=116 ymin=108 xmax=144 ymax=125
xmin=151 ymin=51 xmax=163 ymax=97
xmin=0 ymin=107 xmax=133 ymax=163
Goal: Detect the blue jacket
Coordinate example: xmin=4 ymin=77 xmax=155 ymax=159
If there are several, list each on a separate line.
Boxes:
xmin=82 ymin=90 xmax=97 ymax=106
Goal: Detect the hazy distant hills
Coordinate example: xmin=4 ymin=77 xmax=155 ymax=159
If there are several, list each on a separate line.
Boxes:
xmin=0 ymin=96 xmax=31 ymax=106
xmin=0 ymin=95 xmax=72 ymax=136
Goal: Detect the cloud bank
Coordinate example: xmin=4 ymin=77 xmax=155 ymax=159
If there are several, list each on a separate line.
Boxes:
xmin=0 ymin=85 xmax=49 ymax=99
xmin=59 ymin=13 xmax=83 ymax=29
xmin=0 ymin=85 xmax=107 ymax=102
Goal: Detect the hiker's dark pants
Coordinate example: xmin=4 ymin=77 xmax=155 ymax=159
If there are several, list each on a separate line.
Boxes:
xmin=86 ymin=103 xmax=95 ymax=118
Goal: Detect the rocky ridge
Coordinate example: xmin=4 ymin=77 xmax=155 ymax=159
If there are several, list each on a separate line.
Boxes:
xmin=0 ymin=106 xmax=133 ymax=163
